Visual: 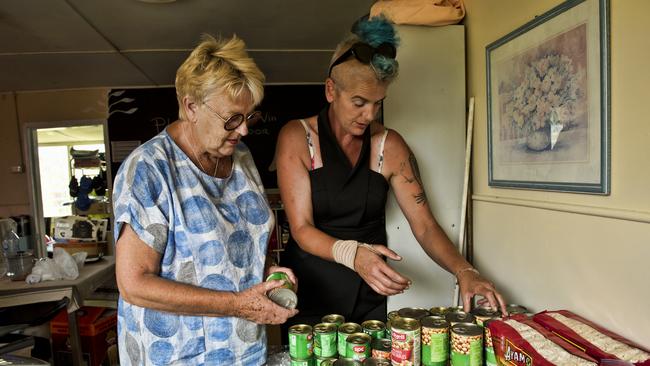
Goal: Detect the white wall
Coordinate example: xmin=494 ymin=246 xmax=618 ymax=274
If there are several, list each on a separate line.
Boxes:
xmin=465 ymin=0 xmax=650 ymax=346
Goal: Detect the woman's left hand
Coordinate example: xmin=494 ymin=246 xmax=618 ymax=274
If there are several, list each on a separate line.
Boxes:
xmin=265 ymin=266 xmax=298 ymax=293
xmin=457 ymin=270 xmax=507 ymax=315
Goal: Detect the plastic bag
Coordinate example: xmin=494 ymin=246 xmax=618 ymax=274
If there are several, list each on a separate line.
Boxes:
xmin=26 ymin=248 xmax=82 ymax=284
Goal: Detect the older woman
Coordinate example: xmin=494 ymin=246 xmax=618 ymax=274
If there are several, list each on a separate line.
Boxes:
xmin=113 ymin=34 xmax=297 ymax=365
xmin=276 ymin=16 xmax=506 ymax=326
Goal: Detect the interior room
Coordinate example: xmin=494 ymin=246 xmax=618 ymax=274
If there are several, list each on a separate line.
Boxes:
xmin=1 ymin=0 xmax=648 ymax=365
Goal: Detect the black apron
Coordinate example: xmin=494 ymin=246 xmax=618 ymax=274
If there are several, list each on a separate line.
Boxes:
xmin=282 ymin=106 xmax=390 ymax=327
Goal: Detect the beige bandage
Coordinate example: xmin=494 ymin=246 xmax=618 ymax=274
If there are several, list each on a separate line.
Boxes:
xmin=332 ymin=240 xmax=359 ymax=271
xmin=455 ymin=266 xmax=480 ymax=278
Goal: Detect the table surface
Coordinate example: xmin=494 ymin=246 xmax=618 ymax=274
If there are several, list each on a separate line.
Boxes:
xmin=0 ymin=256 xmax=116 ymax=311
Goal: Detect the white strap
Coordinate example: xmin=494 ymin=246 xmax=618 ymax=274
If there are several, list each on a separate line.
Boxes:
xmin=299 ymin=119 xmax=315 ymax=166
xmin=377 ymin=128 xmax=389 ymax=173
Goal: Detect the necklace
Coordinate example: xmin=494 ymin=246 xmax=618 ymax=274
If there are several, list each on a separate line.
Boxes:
xmin=185 ymin=122 xmax=219 ymax=177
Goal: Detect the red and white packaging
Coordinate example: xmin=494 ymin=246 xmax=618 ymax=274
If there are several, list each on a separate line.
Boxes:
xmin=533 ymin=310 xmax=650 ymax=366
xmin=488 ymin=314 xmax=599 ymax=366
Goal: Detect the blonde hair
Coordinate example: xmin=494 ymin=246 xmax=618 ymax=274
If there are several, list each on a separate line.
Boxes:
xmin=175 ymin=34 xmax=265 ymax=120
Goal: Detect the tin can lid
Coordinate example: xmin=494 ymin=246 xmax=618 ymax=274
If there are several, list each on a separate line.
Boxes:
xmin=421 ymin=316 xmax=449 ymax=328
xmin=397 ymin=307 xmax=430 ymax=320
xmin=268 ymin=288 xmax=298 ymax=309
xmin=451 ymin=323 xmax=483 ymax=336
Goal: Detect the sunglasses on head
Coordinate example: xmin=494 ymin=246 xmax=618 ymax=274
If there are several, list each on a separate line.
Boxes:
xmin=328 ymin=42 xmax=397 ymax=76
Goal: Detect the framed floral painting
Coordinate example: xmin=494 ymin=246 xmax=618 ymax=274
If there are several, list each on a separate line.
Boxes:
xmin=486 ymin=0 xmax=610 ymax=194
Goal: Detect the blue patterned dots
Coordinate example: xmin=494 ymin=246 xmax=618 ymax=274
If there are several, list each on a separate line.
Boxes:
xmin=236 ymin=191 xmax=270 ymax=225
xmin=179 ymin=336 xmax=206 ymax=360
xmin=227 ymin=230 xmax=254 ymax=268
xmin=149 ymin=340 xmax=174 ymax=365
xmin=182 ymin=196 xmax=218 ymax=233
xmin=182 ymin=316 xmax=203 ymax=331
xmin=258 ymin=231 xmax=269 ymax=255
xmin=132 ymin=161 xmax=164 ymax=207
xmin=229 ymin=170 xmax=246 ymax=191
xmin=200 ymin=274 xmax=236 ymax=291
xmin=216 ymin=203 xmax=239 ymax=224
xmin=206 ymin=318 xmax=232 ymax=342
xmin=144 ymin=309 xmax=179 ymax=338
xmin=174 ymin=165 xmax=200 ymax=189
xmin=205 ymin=348 xmax=235 ymax=364
xmin=173 ymin=231 xmax=193 ymax=258
xmin=238 ymin=273 xmax=260 ymax=291
xmin=243 ymin=343 xmax=265 ymax=366
xmin=198 ymin=240 xmax=225 ymax=266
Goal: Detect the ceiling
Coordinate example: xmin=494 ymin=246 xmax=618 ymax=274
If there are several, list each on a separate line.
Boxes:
xmin=0 ymin=0 xmax=376 ymax=92
xmin=37 ymin=125 xmax=105 ymax=144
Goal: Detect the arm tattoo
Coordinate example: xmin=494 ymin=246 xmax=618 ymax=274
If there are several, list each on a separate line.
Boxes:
xmin=399 ymin=152 xmax=428 ymax=205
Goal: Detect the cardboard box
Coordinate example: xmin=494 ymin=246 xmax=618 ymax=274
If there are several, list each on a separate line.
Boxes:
xmin=50 ymin=307 xmax=118 ymax=366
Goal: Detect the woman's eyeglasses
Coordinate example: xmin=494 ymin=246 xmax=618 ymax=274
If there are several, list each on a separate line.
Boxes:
xmin=328 ymin=42 xmax=397 ymax=76
xmin=203 ymin=103 xmax=262 ymax=131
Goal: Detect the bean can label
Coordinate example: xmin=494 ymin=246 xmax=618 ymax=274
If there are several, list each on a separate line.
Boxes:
xmin=362 ymin=320 xmax=386 ymax=339
xmin=290 ymin=324 xmax=314 ymax=360
xmin=338 ymin=322 xmax=362 ymax=357
xmin=390 ymin=317 xmax=421 ymax=366
xmin=483 ymin=320 xmax=497 ymax=366
xmin=371 ymin=338 xmax=391 ymax=360
xmin=450 ymin=323 xmax=483 ymax=366
xmin=314 ymin=323 xmax=338 ymax=358
xmin=346 ymin=332 xmax=372 ymax=360
xmin=421 ymin=316 xmax=449 ymax=366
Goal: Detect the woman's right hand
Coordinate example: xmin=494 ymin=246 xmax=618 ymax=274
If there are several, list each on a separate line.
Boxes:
xmin=233 ymin=280 xmax=299 ymax=324
xmin=354 ymin=244 xmax=411 ymax=296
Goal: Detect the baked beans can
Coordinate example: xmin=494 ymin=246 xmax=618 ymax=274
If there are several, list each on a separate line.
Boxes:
xmin=317 ymin=357 xmax=337 ymax=366
xmin=387 ymin=311 xmax=400 ymax=322
xmin=289 ymin=324 xmax=314 ymax=360
xmin=346 ymin=332 xmax=372 ymax=360
xmin=505 ymin=304 xmax=528 ymax=316
xmin=266 ymin=272 xmax=298 ymax=309
xmin=445 ymin=310 xmax=476 ymax=326
xmin=322 ymin=314 xmax=346 ymax=326
xmin=397 ymin=307 xmax=430 ymax=320
xmin=334 ymin=359 xmax=363 ymax=366
xmin=362 ymin=320 xmax=386 ymax=339
xmin=314 ymin=323 xmax=338 ymax=358
xmin=363 ymin=357 xmax=392 ymax=366
xmin=450 ymin=323 xmax=483 ymax=366
xmin=470 ymin=308 xmax=500 ymax=327
xmin=482 ymin=320 xmax=497 ymax=366
xmin=390 ymin=316 xmax=421 ymax=366
xmin=428 ymin=307 xmax=449 ymax=317
xmin=420 ymin=316 xmax=449 ymax=366
xmin=291 ymin=357 xmax=316 ymax=366
xmin=371 ymin=338 xmax=391 ymax=360
xmin=338 ymin=322 xmax=362 ymax=357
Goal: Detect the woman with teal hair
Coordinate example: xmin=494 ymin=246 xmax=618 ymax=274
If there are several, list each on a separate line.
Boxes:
xmin=277 ymin=15 xmax=507 ymax=326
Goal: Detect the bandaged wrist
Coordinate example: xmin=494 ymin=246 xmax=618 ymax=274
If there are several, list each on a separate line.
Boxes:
xmin=455 ymin=266 xmax=480 ymax=278
xmin=332 ymin=240 xmax=359 ymax=271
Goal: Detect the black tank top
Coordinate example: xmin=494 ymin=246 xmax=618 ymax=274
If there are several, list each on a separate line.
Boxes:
xmin=283 ymin=106 xmax=389 ymax=324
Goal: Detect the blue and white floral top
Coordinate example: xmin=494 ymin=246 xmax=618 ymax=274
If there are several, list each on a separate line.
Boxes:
xmin=112 ymin=129 xmax=273 ymax=366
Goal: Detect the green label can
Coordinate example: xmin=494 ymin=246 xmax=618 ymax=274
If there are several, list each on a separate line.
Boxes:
xmin=361 ymin=320 xmax=386 ymax=339
xmin=289 ymin=324 xmax=314 ymax=360
xmin=483 ymin=320 xmax=497 ymax=366
xmin=322 ymin=314 xmax=345 ymax=326
xmin=345 ymin=332 xmax=371 ymax=360
xmin=338 ymin=322 xmax=362 ymax=357
xmin=450 ymin=323 xmax=483 ymax=366
xmin=316 ymin=357 xmax=337 ymax=366
xmin=314 ymin=323 xmax=338 ymax=358
xmin=421 ymin=316 xmax=449 ymax=366
xmin=291 ymin=357 xmax=316 ymax=366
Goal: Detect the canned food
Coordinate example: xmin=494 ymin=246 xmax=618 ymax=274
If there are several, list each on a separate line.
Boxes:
xmin=470 ymin=308 xmax=500 ymax=327
xmin=428 ymin=307 xmax=449 ymax=317
xmin=421 ymin=316 xmax=449 ymax=366
xmin=322 ymin=314 xmax=345 ymax=326
xmin=338 ymin=322 xmax=362 ymax=357
xmin=370 ymin=338 xmax=391 ymax=360
xmin=314 ymin=323 xmax=338 ymax=358
xmin=292 ymin=358 xmax=316 ymax=366
xmin=346 ymin=332 xmax=372 ymax=360
xmin=317 ymin=357 xmax=337 ymax=366
xmin=266 ymin=272 xmax=298 ymax=309
xmin=363 ymin=357 xmax=392 ymax=366
xmin=390 ymin=317 xmax=420 ymax=366
xmin=387 ymin=311 xmax=400 ymax=322
xmin=289 ymin=324 xmax=314 ymax=360
xmin=397 ymin=307 xmax=430 ymax=320
xmin=445 ymin=310 xmax=476 ymax=326
xmin=361 ymin=320 xmax=386 ymax=339
xmin=450 ymin=323 xmax=483 ymax=366
xmin=334 ymin=359 xmax=363 ymax=366
xmin=505 ymin=304 xmax=528 ymax=316
xmin=482 ymin=320 xmax=497 ymax=366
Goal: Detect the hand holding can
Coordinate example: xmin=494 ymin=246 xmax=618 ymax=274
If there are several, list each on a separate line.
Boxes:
xmin=266 ymin=271 xmax=298 ymax=309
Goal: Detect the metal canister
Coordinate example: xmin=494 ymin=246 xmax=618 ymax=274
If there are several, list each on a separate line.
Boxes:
xmin=338 ymin=322 xmax=362 ymax=357
xmin=505 ymin=304 xmax=528 ymax=316
xmin=346 ymin=332 xmax=372 ymax=360
xmin=482 ymin=319 xmax=497 ymax=366
xmin=289 ymin=324 xmax=314 ymax=360
xmin=390 ymin=317 xmax=421 ymax=366
xmin=371 ymin=338 xmax=391 ymax=360
xmin=397 ymin=307 xmax=430 ymax=320
xmin=317 ymin=357 xmax=337 ymax=366
xmin=363 ymin=357 xmax=392 ymax=366
xmin=266 ymin=272 xmax=298 ymax=309
xmin=292 ymin=358 xmax=316 ymax=366
xmin=361 ymin=320 xmax=386 ymax=339
xmin=470 ymin=308 xmax=500 ymax=327
xmin=450 ymin=323 xmax=483 ymax=366
xmin=334 ymin=359 xmax=363 ymax=366
xmin=322 ymin=314 xmax=346 ymax=326
xmin=428 ymin=307 xmax=449 ymax=317
xmin=421 ymin=316 xmax=449 ymax=366
xmin=387 ymin=310 xmax=400 ymax=322
xmin=445 ymin=310 xmax=476 ymax=326
xmin=314 ymin=323 xmax=338 ymax=358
